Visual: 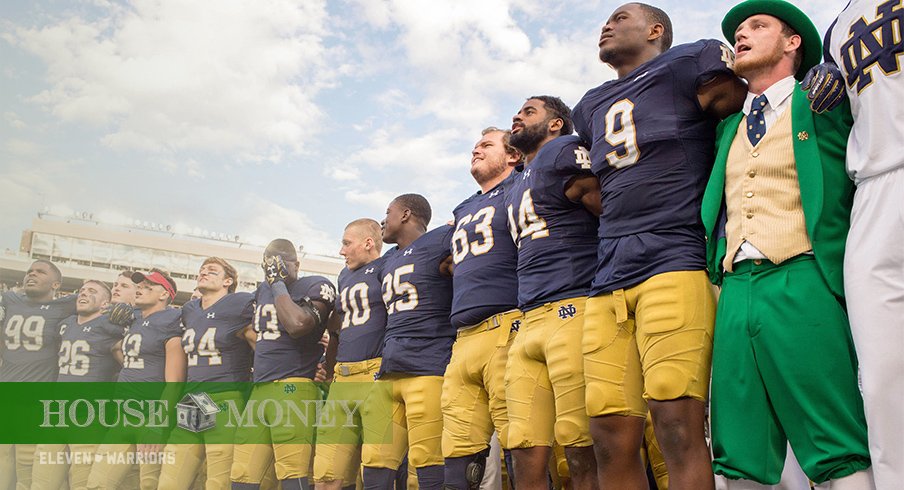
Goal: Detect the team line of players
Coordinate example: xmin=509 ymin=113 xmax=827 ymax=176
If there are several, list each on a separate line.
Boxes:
xmin=2 ymin=0 xmax=902 ymax=489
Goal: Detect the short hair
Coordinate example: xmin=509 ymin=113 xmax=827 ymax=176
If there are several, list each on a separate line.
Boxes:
xmin=527 ymin=96 xmax=574 ymax=136
xmin=202 ymin=257 xmax=238 ymax=293
xmin=82 ymin=279 xmax=112 ymax=302
xmin=346 ymin=219 xmax=384 ymax=253
xmin=118 ymin=270 xmax=135 ymax=279
xmin=393 ymin=194 xmax=432 ymax=228
xmin=265 ymin=239 xmax=298 ymax=261
xmin=33 ymin=259 xmax=62 ymax=282
xmin=482 ymin=127 xmax=523 ymax=162
xmin=778 ymin=19 xmax=804 ymax=74
xmin=149 ymin=267 xmax=178 ymax=304
xmin=634 ymin=3 xmax=673 ymax=51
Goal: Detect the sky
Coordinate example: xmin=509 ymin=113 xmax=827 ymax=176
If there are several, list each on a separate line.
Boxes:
xmin=0 ymin=0 xmax=849 ymax=257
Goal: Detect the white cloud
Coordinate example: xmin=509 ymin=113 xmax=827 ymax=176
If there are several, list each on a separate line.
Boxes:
xmin=5 ymin=0 xmax=336 ymax=163
xmin=236 ymin=195 xmax=336 ymax=256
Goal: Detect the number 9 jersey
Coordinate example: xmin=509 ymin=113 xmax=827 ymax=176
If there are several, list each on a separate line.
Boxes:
xmin=572 ymin=39 xmax=736 ymax=293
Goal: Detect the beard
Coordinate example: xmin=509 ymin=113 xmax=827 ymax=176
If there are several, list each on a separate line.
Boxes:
xmin=471 ymin=158 xmax=508 ymax=187
xmin=510 ymin=121 xmax=549 ymax=155
xmin=734 ymin=38 xmax=785 ymax=79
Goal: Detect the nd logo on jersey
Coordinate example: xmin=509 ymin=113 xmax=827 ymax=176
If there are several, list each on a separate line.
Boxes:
xmin=840 ymin=0 xmax=903 ymax=93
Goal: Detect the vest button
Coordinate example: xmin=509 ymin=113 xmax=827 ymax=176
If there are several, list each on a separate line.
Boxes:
xmin=748 ymin=170 xmax=757 ymax=178
xmin=746 ymin=191 xmax=754 ymax=198
xmin=753 ymin=259 xmax=763 ymax=266
xmin=752 ymin=152 xmax=759 ymax=157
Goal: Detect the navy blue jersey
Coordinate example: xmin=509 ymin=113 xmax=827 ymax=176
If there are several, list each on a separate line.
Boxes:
xmin=252 ymin=277 xmax=337 ymax=382
xmin=181 ymin=292 xmax=255 ymax=383
xmin=380 ymin=225 xmax=455 ymax=376
xmin=0 ymin=292 xmax=76 ymax=382
xmin=335 ymin=256 xmax=388 ymax=363
xmin=503 ymin=135 xmax=599 ymax=310
xmin=450 ymin=179 xmax=519 ymax=328
xmin=118 ymin=308 xmax=184 ymax=382
xmin=57 ymin=315 xmax=124 ymax=382
xmin=572 ymin=39 xmax=734 ymax=293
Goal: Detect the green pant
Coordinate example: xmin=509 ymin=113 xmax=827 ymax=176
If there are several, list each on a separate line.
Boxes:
xmin=711 ymin=255 xmax=870 ymax=484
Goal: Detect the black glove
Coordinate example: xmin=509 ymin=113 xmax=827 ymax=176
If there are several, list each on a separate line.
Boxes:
xmin=802 ymin=62 xmax=846 ymax=113
xmin=262 ymin=255 xmax=289 ymax=285
xmin=106 ymin=302 xmax=135 ymax=327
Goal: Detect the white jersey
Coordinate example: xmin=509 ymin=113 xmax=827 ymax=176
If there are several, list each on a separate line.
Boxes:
xmin=826 ymin=0 xmax=904 ymax=183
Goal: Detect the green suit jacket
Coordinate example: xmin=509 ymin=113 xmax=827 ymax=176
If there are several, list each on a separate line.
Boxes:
xmin=701 ymin=86 xmax=854 ymax=298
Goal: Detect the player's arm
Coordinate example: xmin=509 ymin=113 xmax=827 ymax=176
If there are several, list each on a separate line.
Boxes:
xmin=163 ymin=337 xmax=187 ymax=382
xmin=565 ymin=174 xmax=602 ymax=216
xmin=112 ymin=340 xmax=124 ymax=365
xmin=697 ymin=72 xmax=747 ymax=120
xmin=322 ymin=321 xmax=339 ymax=382
xmin=239 ymin=324 xmax=256 ymax=350
xmin=439 ymin=254 xmax=454 ymax=276
xmin=273 ymin=293 xmax=325 ymax=339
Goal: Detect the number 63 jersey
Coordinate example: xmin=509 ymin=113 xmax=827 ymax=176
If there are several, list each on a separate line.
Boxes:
xmin=503 ymin=135 xmax=599 ymax=311
xmin=0 ymin=291 xmax=76 ymax=382
xmin=572 ymin=39 xmax=735 ymax=294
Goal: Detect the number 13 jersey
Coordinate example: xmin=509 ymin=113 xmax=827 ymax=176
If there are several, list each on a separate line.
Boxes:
xmin=572 ymin=39 xmax=735 ymax=294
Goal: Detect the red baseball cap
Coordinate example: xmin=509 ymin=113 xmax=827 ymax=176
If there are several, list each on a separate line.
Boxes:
xmin=131 ymin=271 xmax=177 ymax=300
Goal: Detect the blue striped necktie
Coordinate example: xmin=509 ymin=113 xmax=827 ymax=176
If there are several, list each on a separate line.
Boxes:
xmin=747 ymin=93 xmax=768 ymax=146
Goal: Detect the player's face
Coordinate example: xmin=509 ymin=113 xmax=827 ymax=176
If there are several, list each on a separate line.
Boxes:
xmin=511 ymin=99 xmax=552 ymax=154
xmin=471 ymin=131 xmax=510 ymax=185
xmin=111 ymin=275 xmax=137 ymax=305
xmin=133 ymin=281 xmax=168 ymax=308
xmin=381 ymin=200 xmax=405 ymax=245
xmin=733 ymin=15 xmax=791 ymax=78
xmin=76 ymin=282 xmax=109 ymax=316
xmin=598 ymin=3 xmax=652 ymax=65
xmin=340 ymin=228 xmax=372 ymax=270
xmin=197 ymin=263 xmax=231 ymax=294
xmin=22 ymin=262 xmax=59 ymax=298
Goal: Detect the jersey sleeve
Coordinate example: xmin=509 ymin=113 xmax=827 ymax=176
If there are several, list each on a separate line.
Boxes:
xmin=98 ymin=320 xmax=126 ymax=353
xmin=572 ymin=100 xmax=594 ymax=149
xmin=162 ymin=310 xmax=185 ymax=340
xmin=553 ymin=138 xmax=594 ymax=176
xmin=439 ymin=225 xmax=454 ymax=260
xmin=302 ymin=277 xmax=338 ymax=313
xmin=690 ymin=39 xmax=737 ymax=90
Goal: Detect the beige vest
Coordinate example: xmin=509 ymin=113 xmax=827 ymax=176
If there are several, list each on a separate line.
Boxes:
xmin=723 ymin=107 xmax=812 ymax=271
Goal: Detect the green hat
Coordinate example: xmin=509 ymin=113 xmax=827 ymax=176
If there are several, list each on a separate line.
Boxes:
xmin=722 ymin=0 xmax=821 ymax=80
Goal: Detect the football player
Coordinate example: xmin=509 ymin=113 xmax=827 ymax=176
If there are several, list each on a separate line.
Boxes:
xmin=30 ymin=279 xmax=124 ymax=489
xmin=442 ymin=127 xmax=522 ymax=490
xmin=570 ymin=3 xmax=746 ymax=489
xmin=0 ymin=260 xmax=76 ymax=488
xmin=158 ymin=257 xmax=255 ymax=489
xmin=87 ymin=269 xmax=186 ymax=490
xmin=230 ymin=239 xmax=337 ymax=490
xmin=803 ymin=1 xmax=904 ymax=485
xmin=502 ymin=96 xmax=601 ymax=490
xmin=360 ymin=194 xmax=454 ymax=490
xmin=111 ymin=270 xmax=138 ymax=305
xmin=313 ymin=219 xmax=387 ymax=490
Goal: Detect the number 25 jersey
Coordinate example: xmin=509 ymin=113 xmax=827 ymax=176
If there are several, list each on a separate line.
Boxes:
xmin=572 ymin=39 xmax=735 ymax=294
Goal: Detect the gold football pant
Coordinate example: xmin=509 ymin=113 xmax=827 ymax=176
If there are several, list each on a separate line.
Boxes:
xmin=31 ymin=443 xmax=98 ymax=490
xmin=313 ymin=357 xmax=381 ymax=485
xmin=85 ymin=444 xmax=162 ymax=490
xmin=442 ymin=310 xmax=519 ymax=456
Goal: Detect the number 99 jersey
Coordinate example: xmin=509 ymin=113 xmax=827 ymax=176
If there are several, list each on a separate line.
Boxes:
xmin=181 ymin=292 xmax=255 ymax=383
xmin=503 ymin=135 xmax=599 ymax=311
xmin=335 ymin=256 xmax=388 ymax=364
xmin=0 ymin=291 xmax=76 ymax=382
xmin=572 ymin=39 xmax=735 ymax=293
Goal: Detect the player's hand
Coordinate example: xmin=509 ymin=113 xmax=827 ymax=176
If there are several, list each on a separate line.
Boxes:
xmin=105 ymin=302 xmax=135 ymax=327
xmin=261 ymin=255 xmax=289 ymax=285
xmin=318 ymin=331 xmax=330 ymax=350
xmin=314 ymin=362 xmax=332 ymax=383
xmin=802 ymin=62 xmax=846 ymax=113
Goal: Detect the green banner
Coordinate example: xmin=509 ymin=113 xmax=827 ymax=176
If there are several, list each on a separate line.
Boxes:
xmin=0 ymin=381 xmax=393 ymax=445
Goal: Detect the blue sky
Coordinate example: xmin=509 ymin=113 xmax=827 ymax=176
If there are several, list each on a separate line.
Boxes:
xmin=0 ymin=0 xmax=847 ymax=256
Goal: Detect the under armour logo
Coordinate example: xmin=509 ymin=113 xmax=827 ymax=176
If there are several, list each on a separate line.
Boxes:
xmin=510 ymin=319 xmax=521 ymax=332
xmin=633 ymin=70 xmax=650 ymax=82
xmin=82 ymin=325 xmax=92 ymax=332
xmin=206 ymin=312 xmax=216 ymax=319
xmin=284 ymin=384 xmax=297 ymax=394
xmin=40 ymin=305 xmax=50 ymax=310
xmin=488 ymin=189 xmax=500 ymax=198
xmin=267 ymin=264 xmax=277 ymax=274
xmin=142 ymin=321 xmax=150 ymax=327
xmin=523 ymin=168 xmax=532 ymax=180
xmin=365 ymin=268 xmax=375 ymax=274
xmin=403 ymin=249 xmax=413 ymax=256
xmin=557 ymin=304 xmax=577 ymax=319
